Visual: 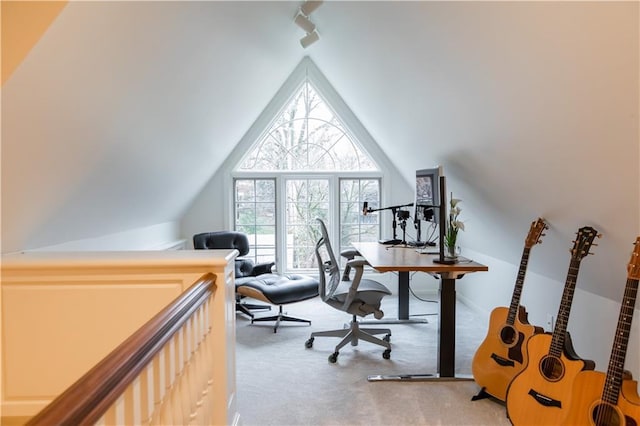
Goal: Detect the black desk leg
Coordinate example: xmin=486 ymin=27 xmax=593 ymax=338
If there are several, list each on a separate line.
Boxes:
xmin=438 ymin=277 xmax=456 ymax=377
xmin=398 ymin=271 xmax=410 ymax=320
xmin=363 ymin=270 xmax=428 ymax=325
xmin=368 ymin=276 xmax=473 ymax=382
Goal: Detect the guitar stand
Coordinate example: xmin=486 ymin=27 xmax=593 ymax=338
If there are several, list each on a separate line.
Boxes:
xmin=471 ymin=387 xmax=490 ymax=401
xmin=470 ymin=387 xmax=505 ymax=407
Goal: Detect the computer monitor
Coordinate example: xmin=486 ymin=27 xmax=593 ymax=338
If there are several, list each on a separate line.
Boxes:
xmin=413 ymin=166 xmax=443 ymax=246
xmin=414 ymin=166 xmax=442 ymax=219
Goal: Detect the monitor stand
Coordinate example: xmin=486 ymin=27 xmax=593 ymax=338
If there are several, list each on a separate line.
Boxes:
xmin=431 ymin=175 xmax=458 ymax=265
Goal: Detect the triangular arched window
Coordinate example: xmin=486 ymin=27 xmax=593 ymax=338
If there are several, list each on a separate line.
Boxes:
xmin=231 ymin=58 xmax=385 ymax=272
xmin=239 ymin=80 xmax=377 ymax=172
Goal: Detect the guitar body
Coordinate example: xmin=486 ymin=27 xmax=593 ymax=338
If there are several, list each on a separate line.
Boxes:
xmin=561 ymin=371 xmax=640 ymax=425
xmin=506 ymin=332 xmax=596 ymax=425
xmin=560 ymin=236 xmax=640 ymax=426
xmin=472 ymin=305 xmax=544 ymax=401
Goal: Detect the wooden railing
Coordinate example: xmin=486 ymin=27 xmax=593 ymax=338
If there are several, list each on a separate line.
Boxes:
xmin=27 ymin=273 xmax=217 ymax=426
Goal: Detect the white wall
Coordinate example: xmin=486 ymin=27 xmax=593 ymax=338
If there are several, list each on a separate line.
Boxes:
xmin=313 ymin=1 xmax=639 ymax=305
xmin=1 ymin=1 xmax=303 ymax=254
xmin=23 ymin=221 xmax=182 ymax=252
xmin=180 ymin=58 xmax=416 ymax=246
xmin=180 ymin=157 xmax=413 ymax=249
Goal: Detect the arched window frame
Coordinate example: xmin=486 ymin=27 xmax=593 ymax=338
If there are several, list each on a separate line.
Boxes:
xmin=224 ymin=57 xmax=396 ymax=273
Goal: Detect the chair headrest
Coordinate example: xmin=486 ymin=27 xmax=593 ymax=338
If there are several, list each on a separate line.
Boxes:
xmin=193 ymin=231 xmax=250 ymax=256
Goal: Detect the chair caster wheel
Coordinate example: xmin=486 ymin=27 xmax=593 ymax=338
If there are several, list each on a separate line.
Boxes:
xmin=383 ymin=349 xmax=391 ymax=360
xmin=383 ymin=334 xmax=391 ymax=342
xmin=305 ymin=338 xmax=314 ymax=348
xmin=328 ymin=352 xmax=339 ymax=363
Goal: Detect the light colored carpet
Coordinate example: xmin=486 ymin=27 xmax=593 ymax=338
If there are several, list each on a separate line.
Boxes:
xmin=235 ymin=288 xmax=512 ymax=426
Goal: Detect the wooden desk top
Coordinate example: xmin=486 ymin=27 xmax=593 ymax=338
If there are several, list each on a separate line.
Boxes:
xmin=351 ymin=242 xmax=488 ymax=274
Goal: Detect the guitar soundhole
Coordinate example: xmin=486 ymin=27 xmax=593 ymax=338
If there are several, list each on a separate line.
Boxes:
xmin=591 ymin=403 xmax=621 ymax=426
xmin=499 ymin=324 xmax=518 ymax=347
xmin=539 ymin=356 xmax=564 ymax=381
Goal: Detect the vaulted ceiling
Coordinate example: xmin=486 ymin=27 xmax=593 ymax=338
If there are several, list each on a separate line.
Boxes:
xmin=2 ymin=1 xmax=638 ymax=303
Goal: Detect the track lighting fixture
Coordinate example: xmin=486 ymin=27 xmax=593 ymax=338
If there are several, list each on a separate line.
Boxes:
xmin=300 ymin=0 xmax=323 ymax=17
xmin=294 ymin=13 xmax=316 ymax=34
xmin=300 ymin=30 xmax=320 ymax=49
xmin=295 ymin=0 xmax=323 ymax=49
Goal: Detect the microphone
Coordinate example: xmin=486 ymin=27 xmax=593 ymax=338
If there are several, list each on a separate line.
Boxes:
xmin=362 ymin=201 xmax=368 ymax=216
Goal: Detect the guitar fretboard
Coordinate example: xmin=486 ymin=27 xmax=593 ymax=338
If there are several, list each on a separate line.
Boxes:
xmin=549 ymin=258 xmax=582 ymax=358
xmin=602 ymin=278 xmax=639 ymax=404
xmin=507 ymin=247 xmax=531 ymax=325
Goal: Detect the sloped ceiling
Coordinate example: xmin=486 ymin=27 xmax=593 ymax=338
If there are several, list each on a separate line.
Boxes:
xmin=2 ymin=1 xmax=638 ymax=303
xmin=2 ymin=1 xmax=303 ymax=250
xmin=306 ymin=1 xmax=639 ymax=303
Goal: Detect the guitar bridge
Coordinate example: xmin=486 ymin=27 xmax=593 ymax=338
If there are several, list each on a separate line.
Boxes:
xmin=527 ymin=389 xmax=561 ymax=408
xmin=491 ymin=353 xmax=515 ymax=367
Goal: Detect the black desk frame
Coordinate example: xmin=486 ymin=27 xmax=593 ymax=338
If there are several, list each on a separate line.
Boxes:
xmin=365 ymin=268 xmax=429 ymax=325
xmin=368 ymin=272 xmax=467 ymax=381
xmin=351 ymin=242 xmax=487 ymax=382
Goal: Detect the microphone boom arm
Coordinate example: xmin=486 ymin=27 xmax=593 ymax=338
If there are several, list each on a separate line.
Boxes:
xmin=362 ymin=202 xmax=415 ymax=244
xmin=363 ymin=202 xmax=414 ymax=215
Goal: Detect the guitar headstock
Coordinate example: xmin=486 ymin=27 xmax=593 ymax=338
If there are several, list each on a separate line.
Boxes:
xmin=570 ymin=226 xmax=601 ymax=261
xmin=525 ymin=217 xmax=548 ymax=248
xmin=627 ymin=237 xmax=640 ymax=280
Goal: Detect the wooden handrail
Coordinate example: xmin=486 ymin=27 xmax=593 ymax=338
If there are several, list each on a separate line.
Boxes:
xmin=27 ymin=273 xmax=217 ymax=426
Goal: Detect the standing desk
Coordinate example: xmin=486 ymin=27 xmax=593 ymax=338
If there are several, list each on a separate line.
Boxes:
xmin=351 ymin=242 xmax=488 ymax=380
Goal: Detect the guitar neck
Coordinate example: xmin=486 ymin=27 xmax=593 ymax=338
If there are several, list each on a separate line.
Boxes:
xmin=507 ymin=247 xmax=531 ymax=325
xmin=549 ymin=258 xmax=582 ymax=357
xmin=602 ymin=277 xmax=639 ymax=404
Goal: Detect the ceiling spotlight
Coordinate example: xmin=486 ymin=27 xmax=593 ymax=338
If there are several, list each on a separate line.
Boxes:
xmin=300 ymin=0 xmax=323 ymax=16
xmin=300 ymin=30 xmax=320 ymax=49
xmin=294 ymin=13 xmax=316 ymax=34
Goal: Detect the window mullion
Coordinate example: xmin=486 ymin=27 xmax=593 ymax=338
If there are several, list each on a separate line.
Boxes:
xmin=275 ymin=175 xmax=285 ymax=273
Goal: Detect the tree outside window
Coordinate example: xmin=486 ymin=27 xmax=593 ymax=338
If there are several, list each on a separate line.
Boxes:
xmin=234 ymin=79 xmax=381 ymax=272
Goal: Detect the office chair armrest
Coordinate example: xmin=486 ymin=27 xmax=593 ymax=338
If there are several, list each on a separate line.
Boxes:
xmin=340 ymin=248 xmax=361 ymax=260
xmin=340 ymin=259 xmax=369 ymax=310
xmin=346 ymin=258 xmax=369 ymax=268
xmin=341 ymin=254 xmax=368 ymax=281
xmin=252 ymin=261 xmax=275 ymax=275
xmin=340 ymin=248 xmax=363 ymax=281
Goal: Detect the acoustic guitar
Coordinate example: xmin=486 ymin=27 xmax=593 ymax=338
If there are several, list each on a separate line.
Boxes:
xmin=471 ymin=217 xmax=548 ymax=402
xmin=506 ymin=226 xmax=600 ymax=426
xmin=560 ymin=236 xmax=640 ymax=426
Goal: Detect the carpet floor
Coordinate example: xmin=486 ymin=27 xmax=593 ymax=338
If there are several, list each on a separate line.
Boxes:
xmin=235 ymin=289 xmax=512 ymax=426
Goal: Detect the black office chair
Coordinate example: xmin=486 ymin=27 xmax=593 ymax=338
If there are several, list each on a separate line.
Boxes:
xmin=305 ymin=219 xmax=392 ymax=362
xmin=193 ymin=231 xmax=319 ymax=332
xmin=193 ymin=231 xmax=274 ymax=318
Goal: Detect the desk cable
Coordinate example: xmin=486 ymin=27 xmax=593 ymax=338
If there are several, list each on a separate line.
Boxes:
xmin=406 ymin=271 xmax=438 ymax=317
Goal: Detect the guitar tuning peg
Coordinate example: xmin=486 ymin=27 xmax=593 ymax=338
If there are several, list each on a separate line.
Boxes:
xmin=541 ymin=233 xmax=546 ymax=236
xmin=591 ymin=243 xmax=599 ymax=247
xmin=597 ymin=233 xmax=603 ymax=238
